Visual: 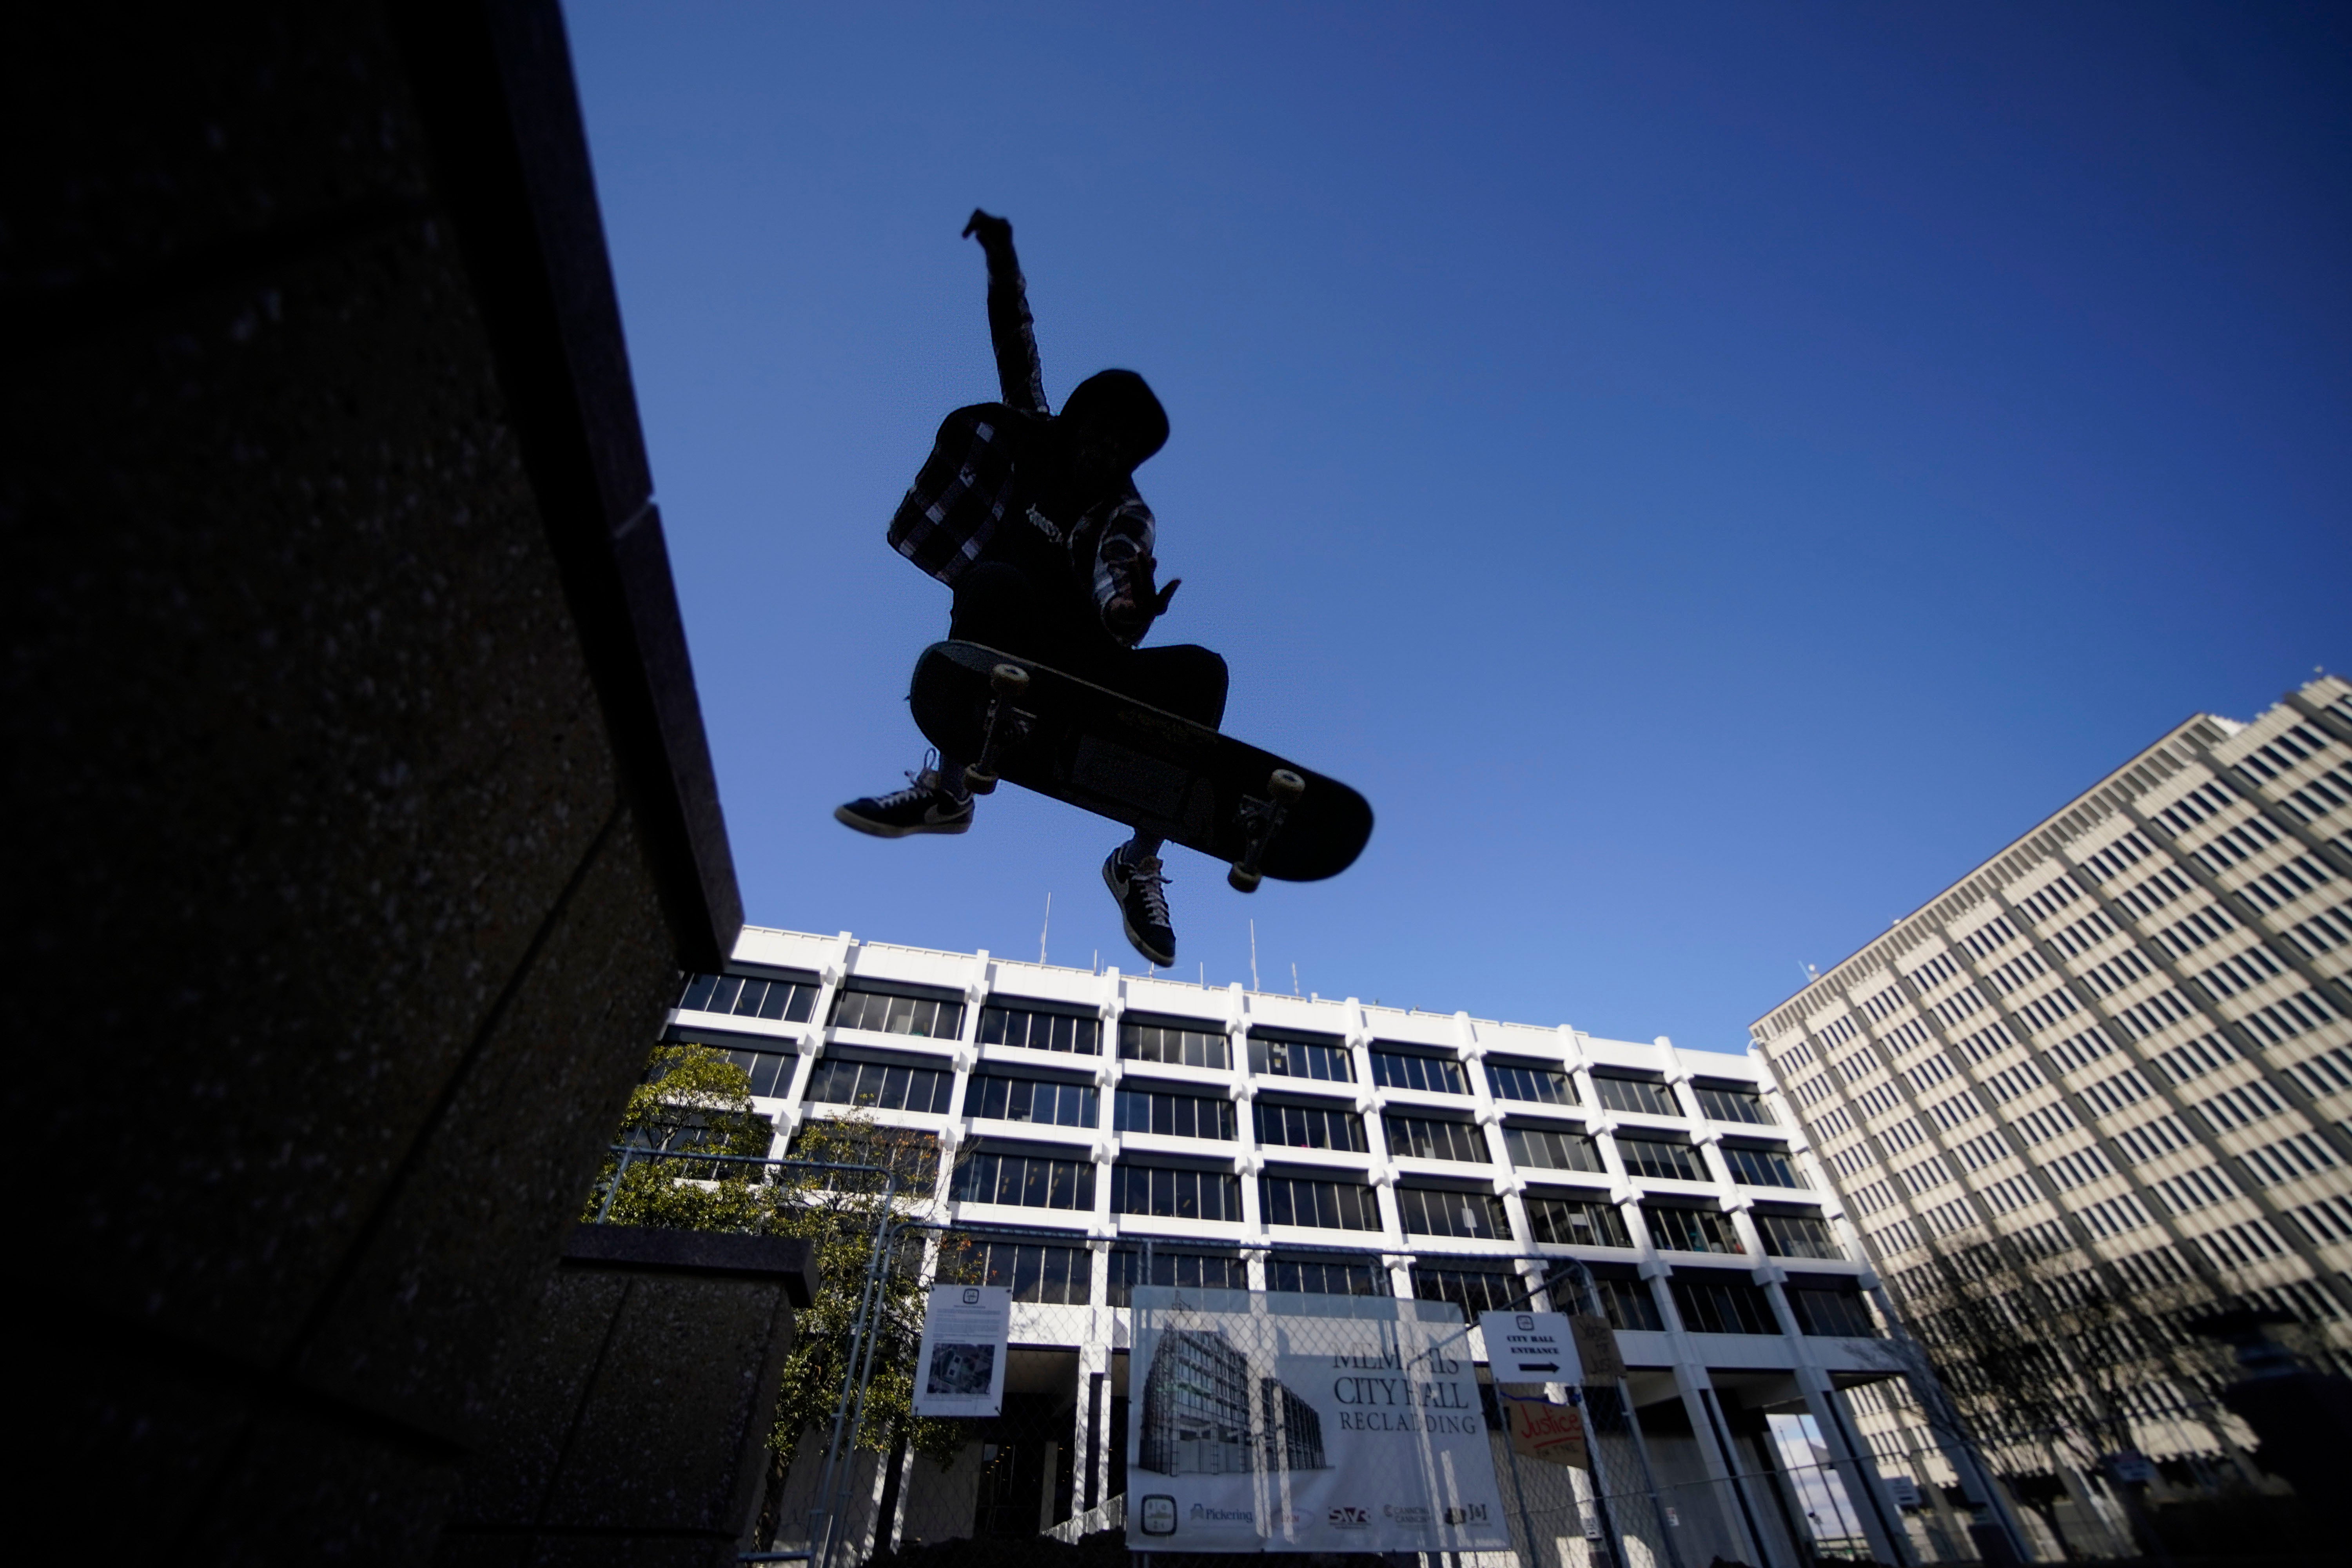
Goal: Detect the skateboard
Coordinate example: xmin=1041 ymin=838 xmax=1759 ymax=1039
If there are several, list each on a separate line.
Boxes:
xmin=907 ymin=641 xmax=1372 ymax=890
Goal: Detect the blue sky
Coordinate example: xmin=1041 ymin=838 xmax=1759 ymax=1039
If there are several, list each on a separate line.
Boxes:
xmin=564 ymin=3 xmax=2350 ymax=1054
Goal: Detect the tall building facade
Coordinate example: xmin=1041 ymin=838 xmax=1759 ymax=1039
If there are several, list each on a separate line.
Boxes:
xmin=670 ymin=925 xmax=1968 ymax=1566
xmin=1749 ymin=675 xmax=2352 ymax=1536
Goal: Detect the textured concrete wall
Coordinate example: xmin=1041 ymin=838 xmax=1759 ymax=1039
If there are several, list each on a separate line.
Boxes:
xmin=7 ymin=4 xmax=738 ymax=1559
xmin=438 ymin=1227 xmax=819 ymax=1568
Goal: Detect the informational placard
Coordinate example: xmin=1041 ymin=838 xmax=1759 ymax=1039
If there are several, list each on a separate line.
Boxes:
xmin=1477 ymin=1310 xmax=1575 ymax=1381
xmin=1500 ymin=1390 xmax=1588 ymax=1468
xmin=1127 ymin=1287 xmax=1511 ymax=1554
xmin=1570 ymin=1312 xmax=1626 ymax=1383
xmin=911 ymin=1284 xmax=1011 ymax=1417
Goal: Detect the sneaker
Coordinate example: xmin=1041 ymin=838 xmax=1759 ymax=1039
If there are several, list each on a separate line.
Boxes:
xmin=1102 ymin=844 xmax=1176 ymax=966
xmin=834 ymin=766 xmax=973 ymax=838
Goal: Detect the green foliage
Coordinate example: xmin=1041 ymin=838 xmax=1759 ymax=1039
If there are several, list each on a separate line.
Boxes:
xmin=581 ymin=1042 xmax=971 ymax=1474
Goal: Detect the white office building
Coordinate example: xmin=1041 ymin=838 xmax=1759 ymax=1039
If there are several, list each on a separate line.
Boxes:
xmin=1749 ymin=674 xmax=2352 ymax=1551
xmin=669 ymin=924 xmax=2007 ymax=1567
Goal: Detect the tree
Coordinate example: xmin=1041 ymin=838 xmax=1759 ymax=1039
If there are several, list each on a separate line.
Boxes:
xmin=583 ymin=1044 xmax=969 ymax=1553
xmin=1880 ymin=1231 xmax=2237 ymax=1561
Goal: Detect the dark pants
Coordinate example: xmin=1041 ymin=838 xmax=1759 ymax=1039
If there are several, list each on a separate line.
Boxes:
xmin=949 ymin=560 xmax=1229 ymax=729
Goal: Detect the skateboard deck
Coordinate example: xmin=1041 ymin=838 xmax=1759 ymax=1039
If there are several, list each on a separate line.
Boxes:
xmin=908 ymin=641 xmax=1372 ymax=887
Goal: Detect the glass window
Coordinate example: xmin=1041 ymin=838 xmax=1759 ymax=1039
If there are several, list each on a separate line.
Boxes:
xmin=1259 ymin=1174 xmax=1380 ymax=1230
xmin=1643 ymin=1205 xmax=1746 ymax=1255
xmin=1269 ymin=1255 xmax=1391 ymax=1296
xmin=1108 ymin=1247 xmax=1247 ymax=1306
xmin=1253 ymin=1100 xmax=1368 ymax=1152
xmin=1756 ymin=1212 xmax=1841 ymax=1260
xmin=1526 ymin=1195 xmax=1631 ymax=1248
xmin=1588 ymin=1274 xmax=1664 ymax=1331
xmin=833 ymin=985 xmax=965 ymax=1040
xmin=978 ymin=1004 xmax=1101 ymax=1054
xmin=1487 ymin=1062 xmax=1578 ymax=1105
xmin=1504 ymin=1124 xmax=1603 ymax=1172
xmin=971 ymin=1073 xmax=1099 ymax=1128
xmin=702 ymin=1043 xmax=797 ymax=1099
xmin=1615 ymin=1136 xmax=1703 ymax=1181
xmin=1694 ymin=1083 xmax=1774 ymax=1125
xmin=1592 ymin=1074 xmax=1680 ymax=1117
xmin=1385 ymin=1114 xmax=1488 ymax=1163
xmin=956 ymin=1238 xmax=1091 ymax=1304
xmin=679 ymin=971 xmax=820 ymax=1024
xmin=1788 ymin=1285 xmax=1878 ymax=1336
xmin=1721 ymin=1145 xmax=1801 ymax=1188
xmin=1395 ymin=1185 xmax=1508 ymax=1239
xmin=1120 ymin=1019 xmax=1229 ymax=1069
xmin=1671 ymin=1274 xmax=1780 ymax=1335
xmin=1114 ymin=1086 xmax=1236 ymax=1140
xmin=1112 ymin=1163 xmax=1243 ymax=1222
xmin=1370 ymin=1049 xmax=1467 ymax=1095
xmin=804 ymin=1055 xmax=956 ymax=1114
xmin=1250 ymin=1035 xmax=1354 ymax=1082
xmin=952 ymin=1151 xmax=1096 ymax=1210
xmin=1412 ymin=1266 xmax=1521 ymax=1317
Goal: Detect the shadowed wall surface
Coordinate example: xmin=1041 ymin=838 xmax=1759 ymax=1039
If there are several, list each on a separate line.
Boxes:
xmin=4 ymin=2 xmax=739 ymax=1557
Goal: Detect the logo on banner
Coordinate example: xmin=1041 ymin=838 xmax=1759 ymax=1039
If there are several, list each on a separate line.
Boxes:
xmin=1139 ymin=1496 xmax=1176 ymax=1536
xmin=1445 ymin=1504 xmax=1490 ymax=1526
xmin=1328 ymin=1507 xmax=1370 ymax=1529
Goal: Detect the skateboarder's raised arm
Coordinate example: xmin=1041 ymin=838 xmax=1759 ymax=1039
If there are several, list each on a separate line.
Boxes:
xmin=963 ymin=209 xmax=1049 ymax=416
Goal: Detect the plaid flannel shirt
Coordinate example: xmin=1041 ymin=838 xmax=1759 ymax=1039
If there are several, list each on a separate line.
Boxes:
xmin=886 ymin=242 xmax=1156 ymax=641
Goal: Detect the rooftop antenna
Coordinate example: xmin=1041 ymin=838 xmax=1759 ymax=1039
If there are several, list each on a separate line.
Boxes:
xmin=1199 ymin=962 xmax=1206 ymax=988
xmin=1039 ymin=892 xmax=1051 ymax=965
xmin=1250 ymin=920 xmax=1260 ymax=993
xmin=1292 ymin=962 xmax=1300 ymax=996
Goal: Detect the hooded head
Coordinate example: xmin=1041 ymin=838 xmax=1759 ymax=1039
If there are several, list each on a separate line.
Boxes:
xmin=1058 ymin=369 xmax=1168 ymax=481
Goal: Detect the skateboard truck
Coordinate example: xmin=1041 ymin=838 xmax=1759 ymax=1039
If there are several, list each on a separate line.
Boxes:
xmin=962 ymin=662 xmax=1033 ymax=796
xmin=1227 ymin=768 xmax=1305 ymax=893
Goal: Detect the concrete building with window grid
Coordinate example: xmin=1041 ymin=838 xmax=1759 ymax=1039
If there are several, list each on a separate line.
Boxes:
xmin=1750 ymin=674 xmax=2352 ymax=1552
xmin=676 ymin=926 xmax=1996 ymax=1568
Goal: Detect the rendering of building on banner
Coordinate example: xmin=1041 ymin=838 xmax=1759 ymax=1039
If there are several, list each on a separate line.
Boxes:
xmin=1753 ymin=673 xmax=2352 ymax=1556
xmin=685 ymin=925 xmax=1967 ymax=1566
xmin=1138 ymin=1327 xmax=1327 ymax=1477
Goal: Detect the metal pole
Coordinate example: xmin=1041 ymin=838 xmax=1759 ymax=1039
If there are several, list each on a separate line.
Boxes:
xmin=809 ymin=1171 xmax=898 ymax=1568
xmin=820 ymin=1191 xmax=902 ymax=1568
xmin=1497 ymin=1400 xmax=1543 ymax=1568
xmin=593 ymin=1144 xmax=634 ymax=1224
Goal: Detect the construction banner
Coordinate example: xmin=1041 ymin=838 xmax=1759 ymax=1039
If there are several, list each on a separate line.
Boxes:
xmin=1127 ymin=1286 xmax=1511 ymax=1553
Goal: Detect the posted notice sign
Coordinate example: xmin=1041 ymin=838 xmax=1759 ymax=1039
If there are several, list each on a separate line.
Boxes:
xmin=1127 ymin=1287 xmax=1510 ymax=1553
xmin=912 ymin=1284 xmax=1012 ymax=1417
xmin=1477 ymin=1310 xmax=1575 ymax=1381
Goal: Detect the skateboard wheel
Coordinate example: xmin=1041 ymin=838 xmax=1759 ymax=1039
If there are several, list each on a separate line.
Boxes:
xmin=989 ymin=662 xmax=1031 ymax=697
xmin=1228 ymin=864 xmax=1263 ymax=894
xmin=1269 ymin=768 xmax=1305 ymax=803
xmin=963 ymin=765 xmax=998 ymax=796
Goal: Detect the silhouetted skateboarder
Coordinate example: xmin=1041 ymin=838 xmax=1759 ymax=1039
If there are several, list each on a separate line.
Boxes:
xmin=837 ymin=211 xmax=1225 ymax=967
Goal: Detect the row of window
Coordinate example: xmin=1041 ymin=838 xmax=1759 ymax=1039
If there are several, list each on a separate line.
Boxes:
xmin=948 ymin=1153 xmax=1833 ymax=1253
xmin=785 ymin=1051 xmax=1798 ymax=1186
xmin=680 ymin=978 xmax=1773 ymax=1122
xmin=949 ymin=1231 xmax=1873 ymax=1336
